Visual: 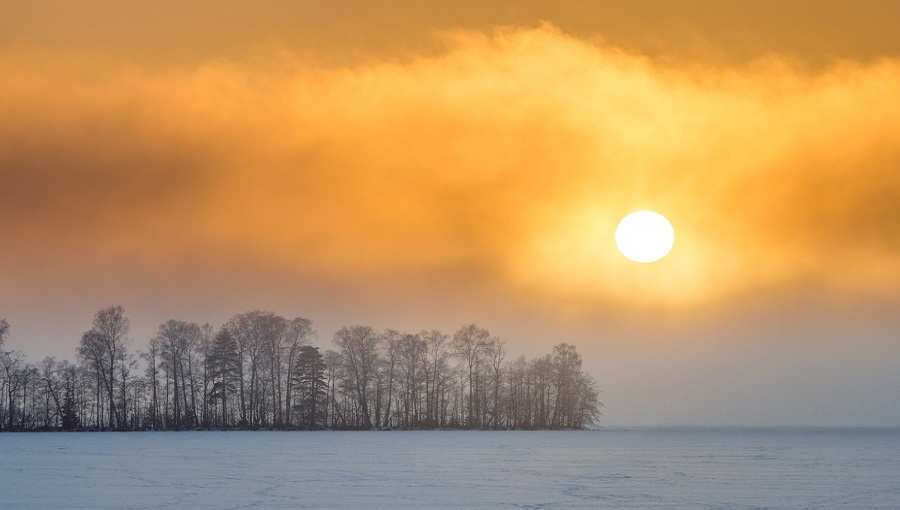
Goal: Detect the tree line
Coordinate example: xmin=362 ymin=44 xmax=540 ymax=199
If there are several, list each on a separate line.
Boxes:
xmin=0 ymin=307 xmax=602 ymax=432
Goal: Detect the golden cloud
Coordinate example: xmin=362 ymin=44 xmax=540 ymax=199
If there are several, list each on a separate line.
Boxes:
xmin=2 ymin=26 xmax=900 ymax=309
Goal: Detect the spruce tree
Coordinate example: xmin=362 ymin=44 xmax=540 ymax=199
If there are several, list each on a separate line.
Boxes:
xmin=61 ymin=381 xmax=80 ymax=431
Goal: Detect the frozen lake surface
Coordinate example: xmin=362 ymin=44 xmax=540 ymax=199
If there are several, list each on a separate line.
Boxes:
xmin=2 ymin=428 xmax=899 ymax=509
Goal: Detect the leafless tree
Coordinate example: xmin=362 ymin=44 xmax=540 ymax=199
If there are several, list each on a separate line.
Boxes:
xmin=226 ymin=311 xmax=284 ymax=426
xmin=395 ymin=333 xmax=425 ymax=427
xmin=377 ymin=329 xmax=401 ymax=428
xmin=283 ymin=317 xmax=314 ymax=426
xmin=77 ymin=306 xmax=130 ymax=429
xmin=198 ymin=324 xmax=214 ymax=427
xmin=0 ymin=318 xmax=9 ymax=350
xmin=156 ymin=319 xmax=201 ymax=428
xmin=333 ymin=325 xmax=379 ymax=429
xmin=485 ymin=337 xmax=507 ymax=428
xmin=257 ymin=314 xmax=288 ymax=427
xmin=1 ymin=349 xmax=25 ymax=430
xmin=142 ymin=338 xmax=163 ymax=428
xmin=322 ymin=349 xmax=343 ymax=428
xmin=452 ymin=324 xmax=490 ymax=427
xmin=420 ymin=330 xmax=450 ymax=427
xmin=39 ymin=357 xmax=63 ymax=428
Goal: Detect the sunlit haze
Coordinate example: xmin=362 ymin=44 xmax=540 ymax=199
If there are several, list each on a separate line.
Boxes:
xmin=2 ymin=0 xmax=900 ymax=427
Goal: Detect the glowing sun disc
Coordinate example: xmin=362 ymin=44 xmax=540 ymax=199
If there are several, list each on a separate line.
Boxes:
xmin=615 ymin=211 xmax=675 ymax=263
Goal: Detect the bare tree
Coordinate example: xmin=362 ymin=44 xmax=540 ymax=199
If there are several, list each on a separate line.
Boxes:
xmin=531 ymin=354 xmax=553 ymax=428
xmin=16 ymin=363 xmax=38 ymax=430
xmin=0 ymin=318 xmax=8 ymax=428
xmin=77 ymin=330 xmax=105 ymax=427
xmin=224 ymin=316 xmax=249 ymax=426
xmin=198 ymin=324 xmax=214 ymax=427
xmin=226 ymin=311 xmax=283 ymax=427
xmin=485 ymin=337 xmax=507 ymax=429
xmin=0 ymin=318 xmax=8 ymax=350
xmin=550 ymin=343 xmax=580 ymax=428
xmin=39 ymin=357 xmax=63 ymax=429
xmin=452 ymin=324 xmax=490 ymax=427
xmin=156 ymin=320 xmax=201 ymax=428
xmin=1 ymin=349 xmax=25 ymax=430
xmin=333 ymin=325 xmax=379 ymax=429
xmin=573 ymin=371 xmax=602 ymax=428
xmin=142 ymin=338 xmax=163 ymax=428
xmin=420 ymin=330 xmax=450 ymax=427
xmin=80 ymin=306 xmax=130 ymax=429
xmin=256 ymin=314 xmax=287 ymax=427
xmin=396 ymin=333 xmax=425 ymax=428
xmin=377 ymin=329 xmax=402 ymax=429
xmin=322 ymin=349 xmax=343 ymax=428
xmin=504 ymin=355 xmax=529 ymax=428
xmin=283 ymin=317 xmax=314 ymax=426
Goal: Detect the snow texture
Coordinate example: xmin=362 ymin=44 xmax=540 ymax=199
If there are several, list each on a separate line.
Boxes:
xmin=2 ymin=428 xmax=899 ymax=509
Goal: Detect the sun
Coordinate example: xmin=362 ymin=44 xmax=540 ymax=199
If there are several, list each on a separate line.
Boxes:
xmin=615 ymin=211 xmax=675 ymax=263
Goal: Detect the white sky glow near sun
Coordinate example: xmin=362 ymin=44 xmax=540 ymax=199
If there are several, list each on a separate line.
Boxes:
xmin=615 ymin=211 xmax=675 ymax=263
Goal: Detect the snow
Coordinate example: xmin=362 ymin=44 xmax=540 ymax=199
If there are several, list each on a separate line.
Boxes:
xmin=2 ymin=428 xmax=899 ymax=509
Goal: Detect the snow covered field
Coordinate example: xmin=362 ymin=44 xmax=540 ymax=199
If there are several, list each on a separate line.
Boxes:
xmin=2 ymin=428 xmax=899 ymax=509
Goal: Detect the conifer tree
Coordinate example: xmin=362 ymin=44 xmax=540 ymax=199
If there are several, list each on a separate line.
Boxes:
xmin=61 ymin=381 xmax=80 ymax=431
xmin=293 ymin=345 xmax=327 ymax=429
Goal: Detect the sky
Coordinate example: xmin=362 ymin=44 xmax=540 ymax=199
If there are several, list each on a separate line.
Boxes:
xmin=2 ymin=0 xmax=900 ymax=427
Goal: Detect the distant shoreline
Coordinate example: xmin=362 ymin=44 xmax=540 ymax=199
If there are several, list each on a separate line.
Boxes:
xmin=4 ymin=425 xmax=898 ymax=434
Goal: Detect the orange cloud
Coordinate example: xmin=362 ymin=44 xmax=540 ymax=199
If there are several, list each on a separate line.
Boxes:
xmin=2 ymin=26 xmax=900 ymax=311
